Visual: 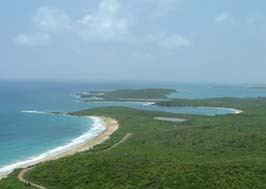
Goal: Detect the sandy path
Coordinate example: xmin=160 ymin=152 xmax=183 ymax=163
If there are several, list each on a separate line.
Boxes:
xmin=98 ymin=133 xmax=133 ymax=153
xmin=18 ymin=167 xmax=46 ymax=189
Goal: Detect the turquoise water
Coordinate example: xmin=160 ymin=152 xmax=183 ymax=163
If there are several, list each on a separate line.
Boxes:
xmin=0 ymin=81 xmax=266 ymax=175
xmin=0 ymin=81 xmax=98 ymax=173
xmin=0 ymin=113 xmax=92 ymax=166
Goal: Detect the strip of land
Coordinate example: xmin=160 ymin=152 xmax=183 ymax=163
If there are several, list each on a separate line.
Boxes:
xmin=79 ymin=88 xmax=176 ymax=102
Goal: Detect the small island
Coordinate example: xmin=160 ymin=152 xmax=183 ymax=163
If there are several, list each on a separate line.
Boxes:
xmin=78 ymin=88 xmax=176 ymax=102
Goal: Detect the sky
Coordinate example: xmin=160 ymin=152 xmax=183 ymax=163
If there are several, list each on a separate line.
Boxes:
xmin=1 ymin=0 xmax=266 ymax=84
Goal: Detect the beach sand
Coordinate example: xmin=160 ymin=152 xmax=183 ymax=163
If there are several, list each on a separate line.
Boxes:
xmin=50 ymin=117 xmax=119 ymax=159
xmin=0 ymin=116 xmax=119 ymax=179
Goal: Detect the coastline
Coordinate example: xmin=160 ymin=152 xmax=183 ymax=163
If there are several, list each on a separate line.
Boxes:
xmin=197 ymin=107 xmax=243 ymax=115
xmin=0 ymin=116 xmax=119 ymax=180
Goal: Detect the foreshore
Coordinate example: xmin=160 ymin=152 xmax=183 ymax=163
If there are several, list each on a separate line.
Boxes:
xmin=0 ymin=116 xmax=119 ymax=180
xmin=47 ymin=116 xmax=119 ymax=159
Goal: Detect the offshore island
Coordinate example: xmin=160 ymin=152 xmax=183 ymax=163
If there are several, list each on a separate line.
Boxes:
xmin=1 ymin=88 xmax=266 ymax=188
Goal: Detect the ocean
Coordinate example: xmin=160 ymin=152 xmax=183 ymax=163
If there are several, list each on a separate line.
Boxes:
xmin=0 ymin=81 xmax=266 ymax=175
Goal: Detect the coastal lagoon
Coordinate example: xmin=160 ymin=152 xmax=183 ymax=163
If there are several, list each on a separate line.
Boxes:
xmin=0 ymin=81 xmax=265 ymax=176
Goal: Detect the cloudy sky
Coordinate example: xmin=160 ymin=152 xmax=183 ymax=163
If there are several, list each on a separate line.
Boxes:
xmin=1 ymin=0 xmax=266 ymax=83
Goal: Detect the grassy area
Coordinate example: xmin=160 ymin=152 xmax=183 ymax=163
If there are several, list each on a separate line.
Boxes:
xmin=79 ymin=88 xmax=176 ymax=100
xmin=0 ymin=170 xmax=35 ymax=189
xmin=2 ymin=96 xmax=266 ymax=188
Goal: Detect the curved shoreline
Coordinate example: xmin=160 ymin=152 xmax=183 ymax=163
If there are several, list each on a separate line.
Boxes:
xmin=150 ymin=103 xmax=243 ymax=115
xmin=134 ymin=101 xmax=243 ymax=115
xmin=0 ymin=116 xmax=119 ymax=180
xmin=196 ymin=107 xmax=243 ymax=115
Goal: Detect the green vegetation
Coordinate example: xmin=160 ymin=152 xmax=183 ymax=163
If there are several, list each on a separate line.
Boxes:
xmin=79 ymin=88 xmax=176 ymax=100
xmin=0 ymin=170 xmax=35 ymax=189
xmin=2 ymin=92 xmax=266 ymax=188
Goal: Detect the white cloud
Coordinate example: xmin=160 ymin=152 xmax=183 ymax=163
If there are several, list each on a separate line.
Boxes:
xmin=33 ymin=7 xmax=73 ymax=33
xmin=99 ymin=0 xmax=121 ymax=15
xmin=18 ymin=0 xmax=129 ymax=42
xmin=14 ymin=0 xmax=190 ymax=49
xmin=14 ymin=33 xmax=50 ymax=46
xmin=214 ymin=12 xmax=234 ymax=24
xmin=149 ymin=33 xmax=191 ymax=49
xmin=77 ymin=0 xmax=129 ymax=41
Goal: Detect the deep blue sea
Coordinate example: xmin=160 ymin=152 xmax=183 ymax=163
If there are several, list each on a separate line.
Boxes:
xmin=0 ymin=81 xmax=266 ymax=175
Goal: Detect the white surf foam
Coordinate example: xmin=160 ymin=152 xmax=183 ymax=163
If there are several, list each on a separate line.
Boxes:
xmin=21 ymin=110 xmax=68 ymax=116
xmin=21 ymin=110 xmax=49 ymax=115
xmin=142 ymin=102 xmax=155 ymax=106
xmin=0 ymin=116 xmax=105 ymax=178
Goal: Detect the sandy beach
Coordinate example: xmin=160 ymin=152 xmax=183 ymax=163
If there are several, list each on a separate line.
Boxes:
xmin=51 ymin=117 xmax=119 ymax=159
xmin=0 ymin=116 xmax=119 ymax=180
